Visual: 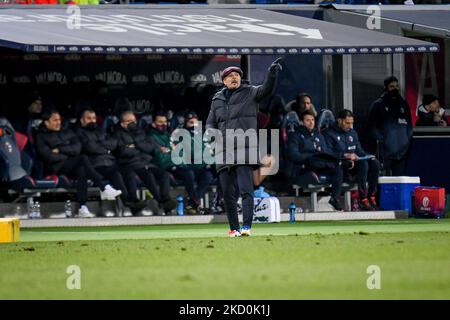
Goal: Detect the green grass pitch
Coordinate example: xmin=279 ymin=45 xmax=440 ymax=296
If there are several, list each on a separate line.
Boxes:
xmin=0 ymin=219 xmax=449 ymax=299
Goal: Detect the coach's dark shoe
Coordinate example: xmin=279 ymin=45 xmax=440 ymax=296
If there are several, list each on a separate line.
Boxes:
xmin=125 ymin=200 xmax=147 ymax=211
xmin=329 ymin=197 xmax=343 ymax=211
xmin=160 ymin=199 xmax=177 ymax=213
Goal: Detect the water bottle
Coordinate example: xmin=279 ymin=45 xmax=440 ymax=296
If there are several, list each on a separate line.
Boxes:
xmin=177 ymin=195 xmax=184 ymax=216
xmin=289 ymin=202 xmax=296 ymax=224
xmin=65 ymin=200 xmax=72 ymax=218
xmin=27 ymin=198 xmax=35 ymax=219
xmin=34 ymin=201 xmax=41 ymax=219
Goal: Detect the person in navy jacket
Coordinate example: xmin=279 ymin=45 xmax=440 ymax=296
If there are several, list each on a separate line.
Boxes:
xmin=368 ymin=76 xmax=412 ymax=176
xmin=323 ymin=109 xmax=380 ymax=210
xmin=286 ymin=110 xmax=344 ymax=211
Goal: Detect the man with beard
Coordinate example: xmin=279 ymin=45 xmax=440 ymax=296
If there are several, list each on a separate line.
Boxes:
xmin=75 ymin=109 xmax=146 ymax=214
xmin=368 ymin=76 xmax=412 ymax=176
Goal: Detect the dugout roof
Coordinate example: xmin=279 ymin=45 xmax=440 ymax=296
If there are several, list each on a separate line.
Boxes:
xmin=0 ymin=6 xmax=439 ymax=55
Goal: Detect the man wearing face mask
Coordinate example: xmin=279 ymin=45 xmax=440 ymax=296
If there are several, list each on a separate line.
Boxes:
xmin=75 ymin=109 xmax=135 ymax=210
xmin=368 ymin=76 xmax=412 ymax=176
xmin=148 ymin=111 xmax=207 ymax=213
xmin=182 ymin=111 xmax=215 ymax=212
xmin=114 ymin=111 xmax=177 ymax=215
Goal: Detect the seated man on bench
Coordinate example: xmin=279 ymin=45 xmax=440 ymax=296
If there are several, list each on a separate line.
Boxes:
xmin=36 ymin=110 xmax=122 ymax=218
xmin=323 ymin=109 xmax=380 ymax=210
xmin=286 ymin=110 xmax=344 ymax=211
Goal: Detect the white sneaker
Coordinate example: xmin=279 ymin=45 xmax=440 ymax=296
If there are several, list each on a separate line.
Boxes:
xmin=122 ymin=208 xmax=133 ymax=217
xmin=77 ymin=205 xmax=95 ymax=218
xmin=103 ymin=211 xmax=115 ymax=218
xmin=140 ymin=209 xmax=154 ymax=216
xmin=100 ymin=184 xmax=122 ymax=201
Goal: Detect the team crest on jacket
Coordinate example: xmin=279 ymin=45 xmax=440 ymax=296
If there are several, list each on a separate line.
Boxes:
xmin=337 ymin=136 xmax=341 ymax=141
xmin=348 ymin=136 xmax=353 ymax=143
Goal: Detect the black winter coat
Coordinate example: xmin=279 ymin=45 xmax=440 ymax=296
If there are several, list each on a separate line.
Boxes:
xmin=323 ymin=123 xmax=368 ymax=158
xmin=205 ymin=66 xmax=278 ymax=172
xmin=75 ymin=125 xmax=117 ymax=168
xmin=286 ymin=126 xmax=338 ymax=176
xmin=36 ymin=127 xmax=81 ymax=174
xmin=113 ymin=125 xmax=158 ymax=171
xmin=368 ymin=92 xmax=412 ymax=160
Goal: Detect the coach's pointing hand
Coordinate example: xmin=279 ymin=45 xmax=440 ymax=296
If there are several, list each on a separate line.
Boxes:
xmin=269 ymin=57 xmax=283 ymax=72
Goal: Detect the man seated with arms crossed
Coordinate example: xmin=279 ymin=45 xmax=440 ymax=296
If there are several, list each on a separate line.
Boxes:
xmin=36 ymin=110 xmax=122 ymax=218
xmin=75 ymin=109 xmax=147 ymax=214
xmin=114 ymin=111 xmax=177 ymax=215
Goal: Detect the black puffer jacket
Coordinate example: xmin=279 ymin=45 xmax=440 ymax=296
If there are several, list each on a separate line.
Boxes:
xmin=206 ymin=65 xmax=278 ymax=172
xmin=75 ymin=125 xmax=117 ymax=168
xmin=36 ymin=126 xmax=81 ymax=174
xmin=113 ymin=125 xmax=158 ymax=171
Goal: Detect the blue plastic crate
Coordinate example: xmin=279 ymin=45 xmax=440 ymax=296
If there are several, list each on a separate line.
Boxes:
xmin=378 ymin=176 xmax=420 ymax=215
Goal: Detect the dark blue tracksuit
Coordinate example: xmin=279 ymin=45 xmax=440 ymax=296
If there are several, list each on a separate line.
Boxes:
xmin=286 ymin=126 xmax=343 ymax=198
xmin=368 ymin=92 xmax=412 ymax=175
xmin=323 ymin=124 xmax=380 ymax=198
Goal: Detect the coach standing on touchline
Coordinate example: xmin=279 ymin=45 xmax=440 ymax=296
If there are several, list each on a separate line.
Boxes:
xmin=206 ymin=58 xmax=282 ymax=237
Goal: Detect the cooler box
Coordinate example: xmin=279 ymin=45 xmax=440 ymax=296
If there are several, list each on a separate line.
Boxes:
xmin=253 ymin=197 xmax=281 ymax=223
xmin=414 ymin=187 xmax=445 ymax=219
xmin=378 ymin=176 xmax=420 ymax=215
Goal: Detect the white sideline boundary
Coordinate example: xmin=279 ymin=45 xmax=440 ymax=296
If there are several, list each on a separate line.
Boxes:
xmin=20 ymin=211 xmax=407 ymax=228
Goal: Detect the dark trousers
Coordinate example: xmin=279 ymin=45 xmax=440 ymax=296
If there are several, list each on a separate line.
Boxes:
xmin=218 ymin=165 xmax=254 ymax=231
xmin=346 ymin=159 xmax=380 ymax=198
xmin=171 ymin=167 xmax=214 ymax=205
xmin=96 ymin=165 xmax=128 ymax=202
xmin=58 ymin=155 xmax=106 ymax=205
xmin=122 ymin=166 xmax=170 ymax=203
xmin=319 ymin=166 xmax=343 ymax=199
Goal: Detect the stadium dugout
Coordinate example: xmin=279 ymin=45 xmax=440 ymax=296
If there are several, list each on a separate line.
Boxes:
xmin=0 ymin=5 xmax=439 ymax=218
